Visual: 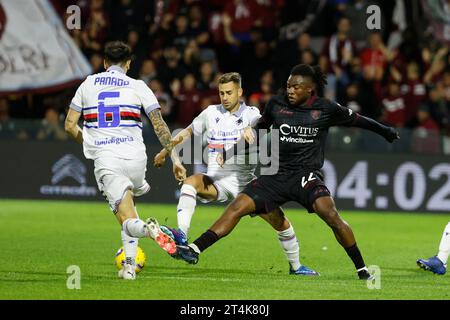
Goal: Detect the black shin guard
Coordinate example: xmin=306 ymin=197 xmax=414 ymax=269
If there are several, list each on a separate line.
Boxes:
xmin=193 ymin=230 xmax=219 ymax=252
xmin=344 ymin=243 xmax=366 ymax=270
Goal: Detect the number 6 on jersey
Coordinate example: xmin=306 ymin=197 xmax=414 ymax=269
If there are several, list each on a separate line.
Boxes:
xmin=98 ymin=91 xmax=120 ymax=128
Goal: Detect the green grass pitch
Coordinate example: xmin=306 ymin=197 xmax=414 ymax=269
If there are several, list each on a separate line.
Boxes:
xmin=0 ymin=199 xmax=448 ymax=300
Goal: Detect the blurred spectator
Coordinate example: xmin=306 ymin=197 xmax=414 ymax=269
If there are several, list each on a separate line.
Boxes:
xmin=397 ymin=27 xmax=423 ymax=65
xmin=157 ymin=46 xmax=189 ymax=91
xmin=197 ymin=61 xmax=216 ymax=91
xmin=360 ymin=31 xmax=395 ymax=102
xmin=90 ymin=53 xmax=104 ymax=74
xmin=342 ymin=81 xmax=377 ymax=117
xmin=301 ymin=49 xmax=318 ymax=66
xmin=401 ymin=62 xmax=427 ymax=126
xmin=148 ymin=79 xmax=175 ymax=123
xmin=411 ymin=105 xmax=441 ymax=154
xmin=424 ymin=46 xmax=449 ymax=85
xmin=172 ymin=14 xmax=192 ymax=52
xmin=342 ymin=0 xmax=382 ymax=48
xmin=127 ymin=30 xmax=149 ymax=77
xmin=173 ymin=74 xmax=203 ymax=127
xmin=427 ymin=84 xmax=450 ymax=133
xmin=183 ymin=39 xmax=202 ymax=71
xmin=148 ymin=12 xmax=175 ymax=62
xmin=284 ymin=33 xmax=319 ymax=74
xmin=188 ymin=4 xmax=210 ymax=46
xmin=381 ymin=81 xmax=406 ymax=128
xmin=320 ymin=17 xmax=358 ymax=100
xmin=139 ymin=59 xmax=158 ymax=84
xmin=248 ymin=70 xmax=274 ymax=111
xmin=148 ymin=79 xmax=167 ymax=97
xmin=360 ymin=32 xmax=395 ymax=81
xmin=36 ymin=108 xmax=67 ymax=141
xmin=223 ymin=0 xmax=261 ymax=43
xmin=241 ymin=39 xmax=274 ymax=94
xmin=110 ymin=0 xmax=152 ymax=40
xmin=81 ymin=0 xmax=108 ymax=55
xmin=157 ymin=93 xmax=175 ymax=121
xmin=198 ymin=72 xmax=222 ymax=107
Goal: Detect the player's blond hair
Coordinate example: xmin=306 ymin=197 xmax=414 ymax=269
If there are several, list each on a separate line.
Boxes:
xmin=218 ymin=72 xmax=242 ymax=88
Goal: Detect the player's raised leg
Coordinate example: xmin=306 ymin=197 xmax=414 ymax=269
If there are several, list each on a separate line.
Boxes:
xmin=313 ymin=196 xmax=372 ymax=280
xmin=117 ymin=190 xmax=176 ymax=261
xmin=176 ymin=193 xmax=256 ymax=264
xmin=176 ymin=174 xmax=218 ymax=238
xmin=417 ymin=222 xmax=449 ymax=275
xmin=259 ymin=208 xmax=319 ymax=276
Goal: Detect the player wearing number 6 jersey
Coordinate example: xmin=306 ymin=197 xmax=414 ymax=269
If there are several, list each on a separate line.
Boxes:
xmin=175 ymin=64 xmax=400 ymax=280
xmin=64 ymin=41 xmax=179 ymax=280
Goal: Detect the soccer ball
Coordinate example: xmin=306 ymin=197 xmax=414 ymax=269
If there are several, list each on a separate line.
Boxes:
xmin=115 ymin=246 xmax=147 ymax=273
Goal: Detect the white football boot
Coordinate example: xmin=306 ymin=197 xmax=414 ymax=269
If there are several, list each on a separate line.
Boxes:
xmin=145 ymin=218 xmax=177 ymax=256
xmin=118 ymin=263 xmax=136 ymax=280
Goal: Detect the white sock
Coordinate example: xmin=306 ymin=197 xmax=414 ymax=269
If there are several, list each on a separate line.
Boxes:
xmin=177 ymin=184 xmax=197 ymax=237
xmin=277 ymin=224 xmax=301 ymax=271
xmin=121 ymin=230 xmax=138 ymax=266
xmin=437 ymin=222 xmax=450 ymax=265
xmin=189 ymin=243 xmax=201 ymax=254
xmin=122 ymin=218 xmax=147 ymax=238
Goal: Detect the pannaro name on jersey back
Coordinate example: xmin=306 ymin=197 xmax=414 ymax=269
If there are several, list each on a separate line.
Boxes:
xmin=69 ymin=66 xmax=160 ymax=160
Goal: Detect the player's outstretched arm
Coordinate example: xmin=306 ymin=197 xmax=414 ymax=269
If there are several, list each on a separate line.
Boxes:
xmin=64 ymin=108 xmax=83 ymax=144
xmin=333 ymin=103 xmax=399 ymax=143
xmin=149 ymin=109 xmax=178 ymax=153
xmin=351 ymin=114 xmax=400 ymax=143
xmin=153 ymin=127 xmax=192 ymax=168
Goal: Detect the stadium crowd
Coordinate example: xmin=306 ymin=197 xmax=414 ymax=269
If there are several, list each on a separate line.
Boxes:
xmin=0 ymin=0 xmax=449 ymax=153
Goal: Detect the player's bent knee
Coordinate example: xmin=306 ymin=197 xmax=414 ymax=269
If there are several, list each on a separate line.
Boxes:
xmin=229 ymin=195 xmax=253 ymax=217
xmin=266 ymin=211 xmax=286 ymax=230
xmin=183 ymin=176 xmax=201 ymax=190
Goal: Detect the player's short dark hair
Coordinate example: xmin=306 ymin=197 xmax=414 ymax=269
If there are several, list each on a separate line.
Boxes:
xmin=290 ymin=64 xmax=327 ymax=97
xmin=104 ymin=41 xmax=132 ymax=65
xmin=218 ymin=72 xmax=242 ymax=87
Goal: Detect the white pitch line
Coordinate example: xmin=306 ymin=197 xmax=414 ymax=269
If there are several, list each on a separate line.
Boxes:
xmin=142 ymin=275 xmax=243 ymax=282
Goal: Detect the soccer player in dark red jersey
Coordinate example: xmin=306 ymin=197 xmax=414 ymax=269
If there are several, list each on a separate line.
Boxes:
xmin=175 ymin=64 xmax=400 ymax=280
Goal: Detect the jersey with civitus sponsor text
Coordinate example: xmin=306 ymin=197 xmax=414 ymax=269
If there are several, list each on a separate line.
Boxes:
xmin=261 ymin=94 xmax=357 ymax=174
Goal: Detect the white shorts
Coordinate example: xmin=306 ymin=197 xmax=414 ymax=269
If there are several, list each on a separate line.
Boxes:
xmin=198 ymin=173 xmax=255 ymax=203
xmin=93 ymin=157 xmax=150 ymax=213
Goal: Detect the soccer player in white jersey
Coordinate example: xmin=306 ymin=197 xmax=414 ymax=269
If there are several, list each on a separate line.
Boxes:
xmin=417 ymin=222 xmax=450 ymax=275
xmin=154 ymin=72 xmax=318 ymax=276
xmin=64 ymin=41 xmax=180 ymax=280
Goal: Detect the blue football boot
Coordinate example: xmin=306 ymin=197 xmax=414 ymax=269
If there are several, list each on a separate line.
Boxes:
xmin=176 ymin=245 xmax=199 ymax=264
xmin=289 ymin=264 xmax=320 ymax=276
xmin=417 ymin=256 xmax=446 ymax=275
xmin=161 ymin=226 xmax=188 ymax=246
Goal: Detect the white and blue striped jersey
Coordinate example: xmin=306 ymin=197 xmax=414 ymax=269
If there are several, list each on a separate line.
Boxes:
xmin=69 ymin=65 xmax=160 ymax=160
xmin=190 ymin=102 xmax=261 ymax=181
